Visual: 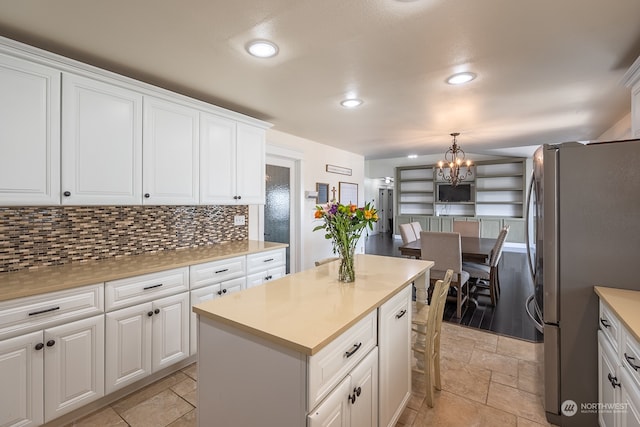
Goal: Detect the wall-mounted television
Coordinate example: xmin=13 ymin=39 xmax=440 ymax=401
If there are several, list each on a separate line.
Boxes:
xmin=437 ymin=183 xmax=473 ymax=202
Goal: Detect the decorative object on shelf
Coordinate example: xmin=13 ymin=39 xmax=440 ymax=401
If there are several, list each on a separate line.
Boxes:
xmin=313 ymin=201 xmax=378 ymax=282
xmin=437 ymin=132 xmax=473 ymax=186
xmin=316 ymin=182 xmax=329 ymax=203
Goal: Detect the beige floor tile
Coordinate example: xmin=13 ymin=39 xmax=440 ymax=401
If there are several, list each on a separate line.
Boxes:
xmin=112 ymin=371 xmax=188 ymax=415
xmin=516 ymin=416 xmax=556 ymax=427
xmin=491 ymin=370 xmax=518 ymax=388
xmin=468 ymin=347 xmax=519 ymax=378
xmin=486 ymin=382 xmax=548 ymax=425
xmin=171 ymin=377 xmax=197 ymax=406
xmin=68 ymin=406 xmax=127 ymax=426
xmin=439 ymin=335 xmax=475 ymax=363
xmin=167 ymin=409 xmax=197 ymax=427
xmin=443 ymin=323 xmax=499 ymax=353
xmin=396 ymin=406 xmax=418 ymax=426
xmin=120 ymin=389 xmax=193 ymax=427
xmin=518 ymin=360 xmax=544 ymax=396
xmin=497 ymin=336 xmax=541 ymax=363
xmin=410 ymin=390 xmax=517 ymax=427
xmin=181 ymin=363 xmax=197 ymax=381
xmin=440 ymin=356 xmax=491 ymax=404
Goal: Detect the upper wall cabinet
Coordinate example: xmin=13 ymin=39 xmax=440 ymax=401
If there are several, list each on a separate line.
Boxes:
xmin=143 ymin=96 xmax=199 ymax=205
xmin=623 ymin=55 xmax=640 ymax=138
xmin=200 ymin=113 xmax=265 ymax=205
xmin=0 ymin=54 xmax=61 ymax=205
xmin=61 ymin=73 xmax=143 ymax=205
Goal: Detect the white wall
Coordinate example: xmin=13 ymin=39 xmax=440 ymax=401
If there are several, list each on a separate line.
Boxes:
xmin=263 ymin=129 xmax=365 ymax=271
xmin=597 ymin=112 xmax=632 ymax=141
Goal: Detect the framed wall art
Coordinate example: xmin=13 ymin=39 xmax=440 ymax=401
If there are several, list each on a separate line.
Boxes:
xmin=339 ymin=182 xmax=358 ymax=205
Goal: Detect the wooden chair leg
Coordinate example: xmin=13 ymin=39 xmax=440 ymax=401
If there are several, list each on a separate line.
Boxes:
xmin=456 ymin=283 xmax=462 ymax=318
xmin=425 ymin=353 xmax=434 ymax=408
xmin=434 ymin=339 xmax=442 ymax=391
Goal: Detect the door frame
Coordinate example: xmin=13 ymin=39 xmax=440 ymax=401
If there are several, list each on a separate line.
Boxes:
xmin=252 ymin=145 xmax=302 ymax=274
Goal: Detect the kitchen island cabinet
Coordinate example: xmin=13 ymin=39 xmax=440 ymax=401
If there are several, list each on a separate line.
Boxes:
xmin=194 ymin=254 xmax=433 ymax=427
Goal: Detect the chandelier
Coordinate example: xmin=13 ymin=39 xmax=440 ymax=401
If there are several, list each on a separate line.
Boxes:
xmin=437 ymin=132 xmax=472 ymax=186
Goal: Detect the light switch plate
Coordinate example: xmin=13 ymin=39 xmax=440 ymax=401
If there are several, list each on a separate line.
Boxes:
xmin=234 ymin=215 xmax=246 ymax=226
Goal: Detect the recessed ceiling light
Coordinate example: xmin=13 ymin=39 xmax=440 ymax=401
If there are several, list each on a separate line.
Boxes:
xmin=340 ymin=98 xmax=363 ymax=108
xmin=446 ymin=72 xmax=477 ymax=85
xmin=246 ymin=40 xmax=279 ymax=58
xmin=408 ymin=154 xmax=418 ymax=159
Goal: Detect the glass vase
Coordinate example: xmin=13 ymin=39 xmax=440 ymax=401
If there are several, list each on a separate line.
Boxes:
xmin=338 ymin=246 xmax=356 ymax=283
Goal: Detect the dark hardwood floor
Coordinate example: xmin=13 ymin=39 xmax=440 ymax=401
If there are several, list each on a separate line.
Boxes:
xmin=364 ymin=232 xmax=543 ymax=342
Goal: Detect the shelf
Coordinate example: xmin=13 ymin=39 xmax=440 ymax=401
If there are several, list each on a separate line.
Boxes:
xmin=476 ymin=201 xmax=523 ymax=205
xmin=476 ymin=173 xmax=524 ymax=178
xmin=434 ymin=201 xmax=475 ymax=205
xmin=476 ymin=187 xmax=522 ymax=192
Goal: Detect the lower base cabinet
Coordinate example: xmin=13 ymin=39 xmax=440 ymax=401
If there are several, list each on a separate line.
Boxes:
xmin=106 ymin=292 xmax=189 ymax=394
xmin=0 ymin=314 xmax=104 ymax=427
xmin=307 ymin=347 xmax=378 ymax=427
xmin=620 ymin=368 xmax=640 ymax=427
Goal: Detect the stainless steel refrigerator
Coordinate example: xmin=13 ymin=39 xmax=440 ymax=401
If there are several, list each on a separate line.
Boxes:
xmin=525 ymin=140 xmax=640 ymax=426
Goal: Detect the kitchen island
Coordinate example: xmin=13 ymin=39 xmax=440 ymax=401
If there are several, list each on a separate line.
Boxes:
xmin=193 ymin=254 xmax=433 ymax=427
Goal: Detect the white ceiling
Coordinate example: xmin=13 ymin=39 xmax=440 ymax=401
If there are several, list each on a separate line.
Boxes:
xmin=1 ymin=0 xmax=639 ymax=159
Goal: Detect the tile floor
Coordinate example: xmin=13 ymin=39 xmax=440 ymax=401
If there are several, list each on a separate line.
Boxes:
xmin=67 ymin=323 xmax=554 ymax=427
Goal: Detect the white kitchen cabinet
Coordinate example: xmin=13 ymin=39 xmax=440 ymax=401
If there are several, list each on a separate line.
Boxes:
xmin=61 ymin=73 xmax=143 ymax=205
xmin=0 ymin=53 xmax=60 ymax=206
xmin=0 ymin=314 xmax=104 ymax=427
xmin=143 ymin=96 xmax=199 ymax=205
xmin=308 ymin=347 xmax=378 ymax=427
xmin=599 ymin=331 xmax=620 ymax=427
xmin=623 ymin=55 xmax=640 ymax=138
xmin=105 ymin=292 xmax=189 ymax=393
xmin=620 ymin=368 xmax=640 ymax=427
xmin=378 ymin=285 xmax=412 ymax=427
xmin=189 ymin=277 xmax=245 ymax=355
xmin=245 ymin=248 xmax=286 ymax=289
xmin=200 ymin=113 xmax=265 ymax=204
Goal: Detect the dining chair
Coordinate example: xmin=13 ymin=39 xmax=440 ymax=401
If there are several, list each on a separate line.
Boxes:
xmin=412 ymin=269 xmax=453 ymax=408
xmin=410 ymin=221 xmax=423 ymax=238
xmin=399 ymin=223 xmax=418 ymax=245
xmin=463 ymin=225 xmax=510 ymax=304
xmin=420 ymin=231 xmax=470 ymax=318
xmin=314 ymin=257 xmax=339 ymax=267
xmin=452 ymin=220 xmax=480 ymax=238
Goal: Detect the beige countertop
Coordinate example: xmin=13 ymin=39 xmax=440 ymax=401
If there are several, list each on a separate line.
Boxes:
xmin=595 ymin=286 xmax=640 ymax=342
xmin=193 ymin=254 xmax=434 ymax=356
xmin=0 ymin=240 xmax=287 ymax=302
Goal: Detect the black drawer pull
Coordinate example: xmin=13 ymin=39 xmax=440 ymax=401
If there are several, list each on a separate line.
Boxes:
xmin=345 ymin=342 xmax=362 ymax=358
xmin=154 ymin=308 xmax=160 ymax=314
xmin=263 ymin=258 xmax=274 ymax=262
xmin=35 ymin=343 xmax=44 ymax=351
xmin=396 ymin=309 xmax=407 ymax=319
xmin=29 ymin=306 xmax=60 ymax=316
xmin=147 ymin=311 xmax=154 ymax=317
xmin=608 ymin=372 xmax=621 ymax=388
xmin=600 ymin=318 xmax=611 ymax=328
xmin=625 ymin=353 xmax=640 ymax=371
xmin=214 ymin=268 xmax=229 ymax=274
xmin=46 ymin=339 xmax=55 ymax=347
xmin=143 ymin=283 xmax=163 ymax=291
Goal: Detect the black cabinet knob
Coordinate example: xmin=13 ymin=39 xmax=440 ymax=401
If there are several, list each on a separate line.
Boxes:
xmin=222 ymin=289 xmax=227 ymax=294
xmin=144 ymin=193 xmax=150 ymax=198
xmin=35 ymin=343 xmax=44 ymax=351
xmin=46 ymin=339 xmax=55 ymax=347
xmin=63 ymin=191 xmax=71 ymax=197
xmin=237 ymin=195 xmax=242 ymax=200
xmin=148 ymin=311 xmax=154 ymax=317
xmin=154 ymin=308 xmax=160 ymax=314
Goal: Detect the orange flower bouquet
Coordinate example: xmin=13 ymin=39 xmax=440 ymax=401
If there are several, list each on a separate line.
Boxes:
xmin=313 ymin=201 xmax=378 ymax=282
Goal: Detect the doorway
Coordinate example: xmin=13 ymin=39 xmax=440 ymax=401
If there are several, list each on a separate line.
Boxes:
xmin=378 ymin=188 xmax=394 ymax=235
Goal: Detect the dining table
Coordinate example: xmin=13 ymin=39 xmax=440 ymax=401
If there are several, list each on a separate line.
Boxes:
xmin=399 ymin=235 xmax=497 ymax=263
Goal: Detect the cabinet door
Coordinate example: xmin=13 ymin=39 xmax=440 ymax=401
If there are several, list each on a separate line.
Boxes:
xmin=0 ymin=54 xmax=60 ymax=205
xmin=350 ymin=348 xmax=378 ymax=427
xmin=189 ymin=285 xmax=219 ymax=356
xmin=598 ymin=331 xmax=620 ymax=427
xmin=620 ymin=368 xmax=640 ymax=427
xmin=503 ymin=218 xmax=526 ymax=243
xmin=152 ymin=293 xmax=189 ymax=371
xmin=143 ymin=96 xmax=199 ymax=205
xmin=105 ymin=302 xmax=152 ymax=393
xmin=44 ymin=315 xmax=104 ymax=422
xmin=236 ymin=123 xmax=265 ymax=204
xmin=61 ymin=73 xmax=142 ymax=205
xmin=0 ymin=331 xmax=44 ymax=427
xmin=308 ymin=376 xmax=350 ymax=427
xmin=378 ymin=285 xmax=411 ymax=427
xmin=480 ymin=218 xmax=502 ymax=238
xmin=200 ymin=112 xmax=236 ymax=204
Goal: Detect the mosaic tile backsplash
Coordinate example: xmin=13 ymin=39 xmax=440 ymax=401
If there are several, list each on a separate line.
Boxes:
xmin=0 ymin=205 xmax=248 ymax=273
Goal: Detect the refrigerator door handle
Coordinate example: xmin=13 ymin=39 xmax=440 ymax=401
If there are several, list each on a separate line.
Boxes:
xmin=524 ymin=171 xmax=536 ymax=282
xmin=525 ymin=294 xmax=544 ymax=332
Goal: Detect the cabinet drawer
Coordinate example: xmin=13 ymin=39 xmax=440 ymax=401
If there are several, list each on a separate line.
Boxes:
xmin=190 ymin=256 xmax=246 ymax=290
xmin=599 ymin=301 xmax=620 ymax=352
xmin=622 ymin=328 xmax=640 ymax=390
xmin=0 ymin=283 xmax=104 ymax=341
xmin=307 ymin=310 xmax=377 ymax=411
xmin=105 ymin=267 xmax=189 ymax=311
xmin=246 ymin=249 xmax=285 ymax=274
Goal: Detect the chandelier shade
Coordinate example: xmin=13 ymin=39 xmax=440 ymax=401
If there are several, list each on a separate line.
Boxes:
xmin=437 ymin=132 xmax=472 ymax=186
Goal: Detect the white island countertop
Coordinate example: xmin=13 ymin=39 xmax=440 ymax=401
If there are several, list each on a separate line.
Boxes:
xmin=193 ymin=254 xmax=434 ymax=356
xmin=595 ymin=286 xmax=640 ymax=342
